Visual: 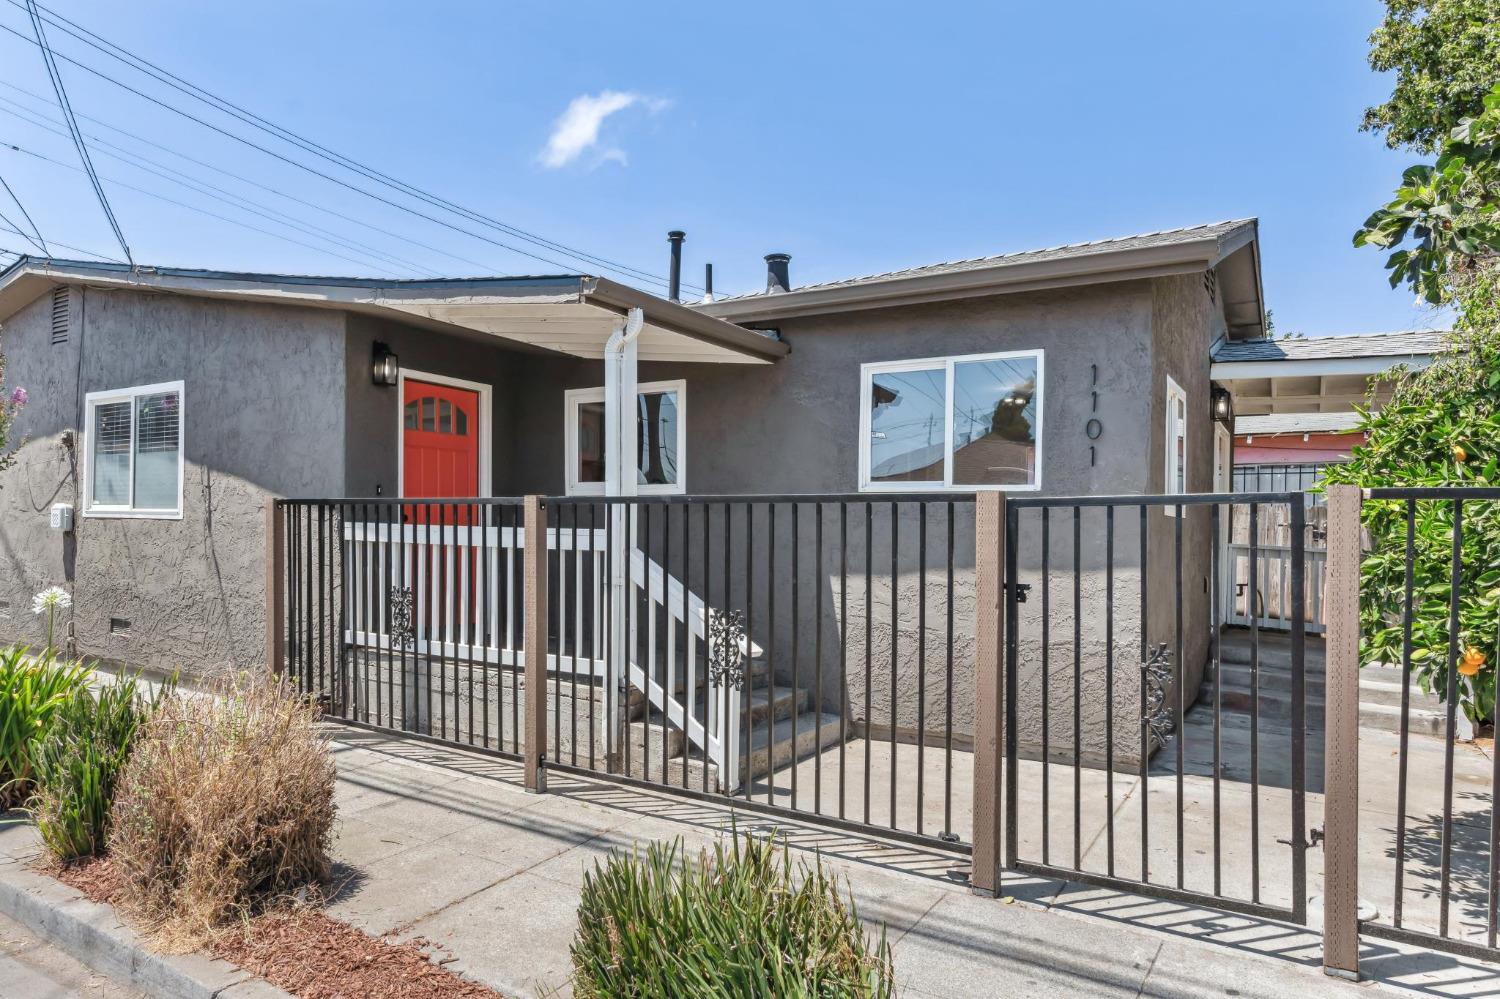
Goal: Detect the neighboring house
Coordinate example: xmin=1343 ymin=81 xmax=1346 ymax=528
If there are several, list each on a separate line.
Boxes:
xmin=0 ymin=218 xmax=1265 ymax=764
xmin=1235 ymin=412 xmax=1368 ymax=465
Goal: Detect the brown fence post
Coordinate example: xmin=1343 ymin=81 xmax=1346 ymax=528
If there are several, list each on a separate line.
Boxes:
xmin=1323 ymin=483 xmax=1362 ymax=979
xmin=265 ymin=496 xmax=285 ymax=678
xmin=523 ymin=494 xmax=549 ymax=794
xmin=972 ymin=491 xmax=1006 ymax=896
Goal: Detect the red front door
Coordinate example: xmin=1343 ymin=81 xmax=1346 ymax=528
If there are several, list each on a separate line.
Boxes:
xmin=402 ymin=379 xmax=481 ymax=523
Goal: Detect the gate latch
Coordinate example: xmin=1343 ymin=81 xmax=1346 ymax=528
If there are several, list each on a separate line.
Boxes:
xmin=1277 ymin=827 xmax=1324 ymax=850
xmin=1006 ymin=583 xmax=1031 ymax=604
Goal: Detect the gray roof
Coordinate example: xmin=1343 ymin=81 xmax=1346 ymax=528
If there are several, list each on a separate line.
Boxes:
xmin=1235 ymin=412 xmax=1364 ymax=435
xmin=1212 ymin=330 xmax=1447 ymax=363
xmin=711 ymin=219 xmax=1257 ymax=303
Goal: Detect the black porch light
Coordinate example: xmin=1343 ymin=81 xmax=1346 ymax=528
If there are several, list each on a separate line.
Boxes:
xmin=372 ymin=342 xmax=399 ymax=386
xmin=1211 ymin=384 xmax=1233 ymax=423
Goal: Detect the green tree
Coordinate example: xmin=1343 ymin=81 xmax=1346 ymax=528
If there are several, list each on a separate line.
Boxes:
xmin=1355 ymin=83 xmax=1500 ymax=303
xmin=1363 ymin=0 xmax=1500 ymax=152
xmin=1323 ymin=276 xmax=1500 ymax=722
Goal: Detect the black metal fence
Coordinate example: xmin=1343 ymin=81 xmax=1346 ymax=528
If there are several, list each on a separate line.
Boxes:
xmin=1358 ymin=486 xmax=1500 ymax=961
xmin=277 ymin=493 xmax=978 ymax=852
xmin=1002 ymin=491 xmax=1309 ymax=922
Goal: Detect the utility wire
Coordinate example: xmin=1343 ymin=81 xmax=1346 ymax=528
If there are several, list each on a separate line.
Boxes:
xmin=0 ymin=80 xmax=503 ymax=275
xmin=0 ymin=101 xmax=439 ymax=274
xmin=1 ymin=139 xmax=406 ymax=276
xmin=3 ymin=1 xmax=703 ymax=292
xmin=0 ymin=218 xmax=120 ymax=261
xmin=21 ymin=0 xmax=130 ymax=265
xmin=0 ymin=83 xmax=492 ymax=273
xmin=11 ymin=0 xmax=699 ymax=292
xmin=0 ymin=170 xmax=45 ymax=252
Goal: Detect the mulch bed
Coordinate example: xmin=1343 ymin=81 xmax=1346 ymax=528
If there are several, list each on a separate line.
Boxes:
xmin=51 ymin=857 xmax=503 ymax=999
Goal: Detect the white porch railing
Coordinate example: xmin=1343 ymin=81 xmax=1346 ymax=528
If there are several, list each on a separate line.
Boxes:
xmin=1225 ymin=542 xmax=1328 ymax=634
xmin=341 ymin=519 xmax=746 ymax=789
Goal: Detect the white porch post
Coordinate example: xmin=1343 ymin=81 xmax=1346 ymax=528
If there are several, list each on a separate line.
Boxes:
xmin=604 ymin=308 xmax=642 ymax=765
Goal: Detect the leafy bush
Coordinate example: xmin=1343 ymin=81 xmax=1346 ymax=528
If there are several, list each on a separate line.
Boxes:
xmin=29 ymin=673 xmax=160 ymax=861
xmin=571 ymin=833 xmax=895 ymax=998
xmin=0 ymin=647 xmax=93 ymax=808
xmin=108 ymin=678 xmax=335 ymax=944
xmin=1324 ymin=274 xmax=1500 ymax=722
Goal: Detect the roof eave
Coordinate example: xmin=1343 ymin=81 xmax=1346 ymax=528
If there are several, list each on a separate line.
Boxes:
xmin=584 ymin=276 xmax=789 ymax=361
xmin=699 ymin=230 xmax=1249 ymax=322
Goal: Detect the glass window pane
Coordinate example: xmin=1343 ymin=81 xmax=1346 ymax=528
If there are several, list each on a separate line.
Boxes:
xmin=637 ymin=390 xmax=678 ymax=486
xmin=951 ymin=357 xmax=1039 ymax=486
xmin=868 ymin=368 xmax=946 ymax=483
xmin=91 ymin=401 xmax=131 ymax=506
xmin=439 ymin=399 xmax=452 ymax=434
xmin=404 ymin=400 xmax=418 ymax=430
xmin=455 ymin=407 xmax=468 ymax=437
xmin=421 ymin=397 xmax=435 ymax=431
xmin=577 ymin=400 xmax=605 ymax=484
xmin=133 ymin=391 xmax=180 ymax=510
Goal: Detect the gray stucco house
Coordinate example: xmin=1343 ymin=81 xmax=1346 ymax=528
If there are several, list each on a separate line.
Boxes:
xmin=0 ymin=218 xmax=1265 ymax=773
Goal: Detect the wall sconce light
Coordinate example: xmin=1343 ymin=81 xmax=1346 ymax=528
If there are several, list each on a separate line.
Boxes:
xmin=372 ymin=342 xmax=399 ymax=386
xmin=1211 ymin=385 xmax=1233 ymax=423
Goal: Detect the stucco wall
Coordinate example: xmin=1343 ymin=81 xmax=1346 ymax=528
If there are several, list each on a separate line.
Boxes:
xmin=496 ymin=282 xmax=1189 ymax=761
xmin=0 ymin=286 xmax=345 ymax=675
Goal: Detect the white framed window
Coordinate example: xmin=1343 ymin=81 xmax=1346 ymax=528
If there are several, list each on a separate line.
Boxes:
xmin=858 ymin=349 xmax=1043 ymax=492
xmin=564 ymin=379 xmax=686 ymax=496
xmin=1164 ymin=374 xmax=1187 ymax=514
xmin=83 ymin=380 xmax=184 ymax=519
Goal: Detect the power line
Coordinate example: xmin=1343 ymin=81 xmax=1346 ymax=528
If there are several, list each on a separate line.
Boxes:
xmin=1 ymin=139 xmax=406 ymax=275
xmin=0 ymin=101 xmax=439 ymax=274
xmin=0 ymin=218 xmax=120 ymax=261
xmin=21 ymin=0 xmax=129 ymax=264
xmin=0 ymin=80 xmax=503 ymax=275
xmin=3 ymin=0 xmax=703 ymax=292
xmin=0 ymin=170 xmax=45 ymax=252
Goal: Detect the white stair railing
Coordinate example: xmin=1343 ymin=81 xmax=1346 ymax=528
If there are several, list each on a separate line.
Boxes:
xmin=341 ymin=518 xmax=746 ymax=790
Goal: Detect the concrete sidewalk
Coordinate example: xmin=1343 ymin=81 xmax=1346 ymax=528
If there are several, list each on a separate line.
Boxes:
xmin=323 ymin=726 xmax=1500 ymax=998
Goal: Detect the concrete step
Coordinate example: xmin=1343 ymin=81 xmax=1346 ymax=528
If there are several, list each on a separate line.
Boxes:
xmin=625 ymin=655 xmax=770 ymax=707
xmin=747 ymin=710 xmax=844 ymax=776
xmin=626 ymin=682 xmax=808 ymax=727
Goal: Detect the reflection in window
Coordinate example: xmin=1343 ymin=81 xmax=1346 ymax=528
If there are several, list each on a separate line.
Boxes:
xmin=861 ymin=352 xmax=1043 ymax=490
xmin=868 ymin=368 xmax=945 ymax=483
xmin=638 ymin=390 xmax=679 ymax=486
xmin=951 ymin=357 xmax=1037 ymax=486
xmin=576 ymin=400 xmax=605 ymax=484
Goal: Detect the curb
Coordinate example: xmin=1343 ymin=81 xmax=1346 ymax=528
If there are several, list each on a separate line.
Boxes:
xmin=0 ymin=854 xmax=291 ymax=999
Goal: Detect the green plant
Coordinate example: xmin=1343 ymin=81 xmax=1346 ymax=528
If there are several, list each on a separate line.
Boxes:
xmin=571 ymin=832 xmax=895 ymax=999
xmin=0 ymin=646 xmax=93 ymax=808
xmin=1324 ymin=274 xmax=1500 ymax=722
xmin=1355 ymin=83 xmax=1500 ymax=303
xmin=29 ymin=674 xmax=161 ymax=861
xmin=1362 ymin=0 xmax=1500 ymax=152
xmin=108 ymin=677 xmax=335 ymax=945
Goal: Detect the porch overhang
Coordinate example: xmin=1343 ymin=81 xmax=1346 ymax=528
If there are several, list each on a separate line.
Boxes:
xmin=1210 ymin=331 xmax=1444 ymax=416
xmin=0 ymin=257 xmax=789 ymax=365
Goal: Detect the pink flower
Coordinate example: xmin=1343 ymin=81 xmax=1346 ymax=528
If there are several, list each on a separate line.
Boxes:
xmin=8 ymin=387 xmax=24 ymax=406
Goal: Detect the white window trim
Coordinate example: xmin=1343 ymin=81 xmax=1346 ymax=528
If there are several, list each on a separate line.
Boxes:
xmin=564 ymin=379 xmax=687 ymax=496
xmin=396 ymin=369 xmax=494 ymax=499
xmin=1164 ymin=374 xmax=1187 ymax=515
xmin=82 ymin=379 xmax=185 ymax=520
xmin=858 ymin=349 xmax=1044 ymax=493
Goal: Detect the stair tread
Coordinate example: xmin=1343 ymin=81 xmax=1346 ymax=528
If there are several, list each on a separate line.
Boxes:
xmin=748 ymin=712 xmax=842 ymax=752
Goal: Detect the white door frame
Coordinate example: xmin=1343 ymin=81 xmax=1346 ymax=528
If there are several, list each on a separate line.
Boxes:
xmin=395 ymin=369 xmax=494 ymax=498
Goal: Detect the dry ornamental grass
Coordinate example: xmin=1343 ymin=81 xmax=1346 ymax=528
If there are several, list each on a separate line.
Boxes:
xmin=107 ymin=678 xmax=336 ymax=947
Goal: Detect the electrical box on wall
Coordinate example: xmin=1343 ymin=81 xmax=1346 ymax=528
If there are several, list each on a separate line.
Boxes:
xmin=50 ymin=503 xmax=74 ymax=532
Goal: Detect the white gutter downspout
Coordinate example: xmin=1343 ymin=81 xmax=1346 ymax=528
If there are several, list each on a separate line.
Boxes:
xmin=603 ymin=306 xmax=643 ymax=766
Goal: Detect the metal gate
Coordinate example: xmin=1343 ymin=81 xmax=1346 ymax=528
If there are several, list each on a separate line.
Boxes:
xmin=1000 ymin=491 xmax=1310 ymax=922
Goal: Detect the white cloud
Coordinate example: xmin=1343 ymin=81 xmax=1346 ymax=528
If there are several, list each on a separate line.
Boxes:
xmin=538 ymin=90 xmax=669 ymax=169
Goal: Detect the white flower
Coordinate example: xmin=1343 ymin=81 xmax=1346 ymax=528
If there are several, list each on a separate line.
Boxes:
xmin=31 ymin=586 xmax=72 ymax=615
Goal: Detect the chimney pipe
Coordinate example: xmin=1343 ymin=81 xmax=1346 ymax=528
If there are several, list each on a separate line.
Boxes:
xmin=702 ymin=263 xmax=714 ymax=303
xmin=765 ymin=252 xmax=791 ymax=294
xmin=667 ymin=230 xmax=686 ymax=302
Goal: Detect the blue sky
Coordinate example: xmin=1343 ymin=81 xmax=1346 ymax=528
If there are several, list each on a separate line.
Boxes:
xmin=0 ymin=1 xmax=1450 ymax=334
